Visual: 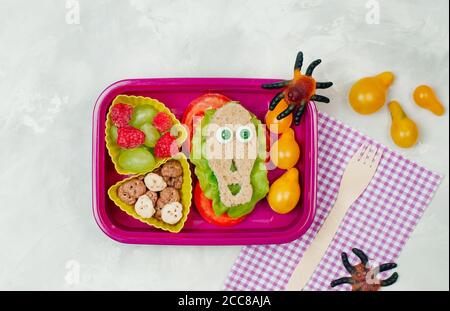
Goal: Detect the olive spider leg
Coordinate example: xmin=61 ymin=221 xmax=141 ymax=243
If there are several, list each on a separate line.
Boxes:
xmin=342 ymin=252 xmax=357 ymax=274
xmin=276 ymin=104 xmax=296 ymax=120
xmin=262 ymin=80 xmax=291 ymax=89
xmin=294 ymin=51 xmax=304 ymax=71
xmin=331 ymin=277 xmax=354 ymax=288
xmin=293 ymin=101 xmax=306 ymax=125
xmin=352 ymin=248 xmax=369 ymax=266
xmin=380 ymin=272 xmax=399 ymax=287
xmin=269 ymin=92 xmax=285 ymax=110
xmin=305 ymin=59 xmax=322 ymax=76
xmin=311 ymin=94 xmax=330 ymax=103
xmin=378 ymin=263 xmax=397 ymax=272
xmin=316 ymin=81 xmax=333 ymax=89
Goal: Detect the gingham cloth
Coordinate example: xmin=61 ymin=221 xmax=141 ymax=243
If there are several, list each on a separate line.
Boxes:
xmin=223 ymin=112 xmax=443 ymax=291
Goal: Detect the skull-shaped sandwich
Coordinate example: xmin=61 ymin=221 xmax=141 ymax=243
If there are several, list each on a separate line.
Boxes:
xmin=191 ymin=102 xmax=269 ymax=219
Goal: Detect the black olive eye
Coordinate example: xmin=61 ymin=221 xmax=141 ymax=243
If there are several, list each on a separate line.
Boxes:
xmin=216 ymin=127 xmax=233 ymax=144
xmin=237 ymin=126 xmax=253 ymax=142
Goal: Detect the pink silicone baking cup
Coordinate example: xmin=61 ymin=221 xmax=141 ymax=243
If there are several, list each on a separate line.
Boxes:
xmin=92 ymin=78 xmax=318 ymax=245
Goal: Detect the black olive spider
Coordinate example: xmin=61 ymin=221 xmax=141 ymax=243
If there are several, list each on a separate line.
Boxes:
xmin=262 ymin=51 xmax=333 ymax=125
xmin=331 ymin=248 xmax=399 ymax=291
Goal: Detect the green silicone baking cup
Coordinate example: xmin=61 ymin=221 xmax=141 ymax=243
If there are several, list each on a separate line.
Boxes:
xmin=105 ymin=95 xmax=186 ymax=175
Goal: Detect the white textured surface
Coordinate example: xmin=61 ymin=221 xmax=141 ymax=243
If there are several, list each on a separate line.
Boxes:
xmin=0 ymin=0 xmax=448 ymax=290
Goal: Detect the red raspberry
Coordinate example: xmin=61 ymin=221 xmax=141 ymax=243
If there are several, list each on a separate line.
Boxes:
xmin=111 ymin=103 xmax=133 ymax=127
xmin=154 ymin=132 xmax=178 ymax=157
xmin=152 ymin=112 xmax=172 ymax=132
xmin=117 ymin=126 xmax=145 ymax=148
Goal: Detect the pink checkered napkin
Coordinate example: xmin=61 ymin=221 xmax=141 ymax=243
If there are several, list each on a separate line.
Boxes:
xmin=223 ymin=112 xmax=443 ymax=291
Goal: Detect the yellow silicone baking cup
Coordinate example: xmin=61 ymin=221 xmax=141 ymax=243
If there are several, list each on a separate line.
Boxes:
xmin=105 ymin=95 xmax=187 ymax=175
xmin=107 ymin=153 xmax=192 ymax=233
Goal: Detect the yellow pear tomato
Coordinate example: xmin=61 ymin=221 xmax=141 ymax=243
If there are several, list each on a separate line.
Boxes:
xmin=270 ymin=128 xmax=300 ymax=169
xmin=268 ymin=168 xmax=301 ymax=214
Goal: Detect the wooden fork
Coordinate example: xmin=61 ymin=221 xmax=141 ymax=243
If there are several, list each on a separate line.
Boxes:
xmin=286 ymin=144 xmax=383 ymax=291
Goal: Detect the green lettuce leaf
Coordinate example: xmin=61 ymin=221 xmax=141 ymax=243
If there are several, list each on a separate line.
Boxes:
xmin=190 ymin=105 xmax=269 ymax=218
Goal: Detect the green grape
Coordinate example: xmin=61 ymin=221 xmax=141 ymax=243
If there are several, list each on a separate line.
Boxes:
xmin=139 ymin=123 xmax=160 ymax=147
xmin=130 ymin=105 xmax=158 ymax=127
xmin=110 ymin=125 xmax=118 ymax=143
xmin=118 ymin=147 xmax=155 ymax=173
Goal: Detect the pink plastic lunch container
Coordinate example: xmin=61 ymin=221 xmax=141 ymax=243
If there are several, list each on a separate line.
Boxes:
xmin=92 ymin=78 xmax=317 ymax=245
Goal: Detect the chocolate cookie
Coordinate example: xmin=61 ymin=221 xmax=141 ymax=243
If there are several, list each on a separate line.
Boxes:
xmin=146 ymin=190 xmax=158 ymax=206
xmin=159 ymin=187 xmax=181 ymax=204
xmin=161 ymin=160 xmax=183 ymax=178
xmin=117 ymin=178 xmax=147 ymax=205
xmin=164 ymin=175 xmax=183 ymax=189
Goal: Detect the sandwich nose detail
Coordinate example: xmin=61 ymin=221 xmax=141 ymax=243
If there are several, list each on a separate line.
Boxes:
xmin=230 ymin=160 xmax=238 ymax=172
